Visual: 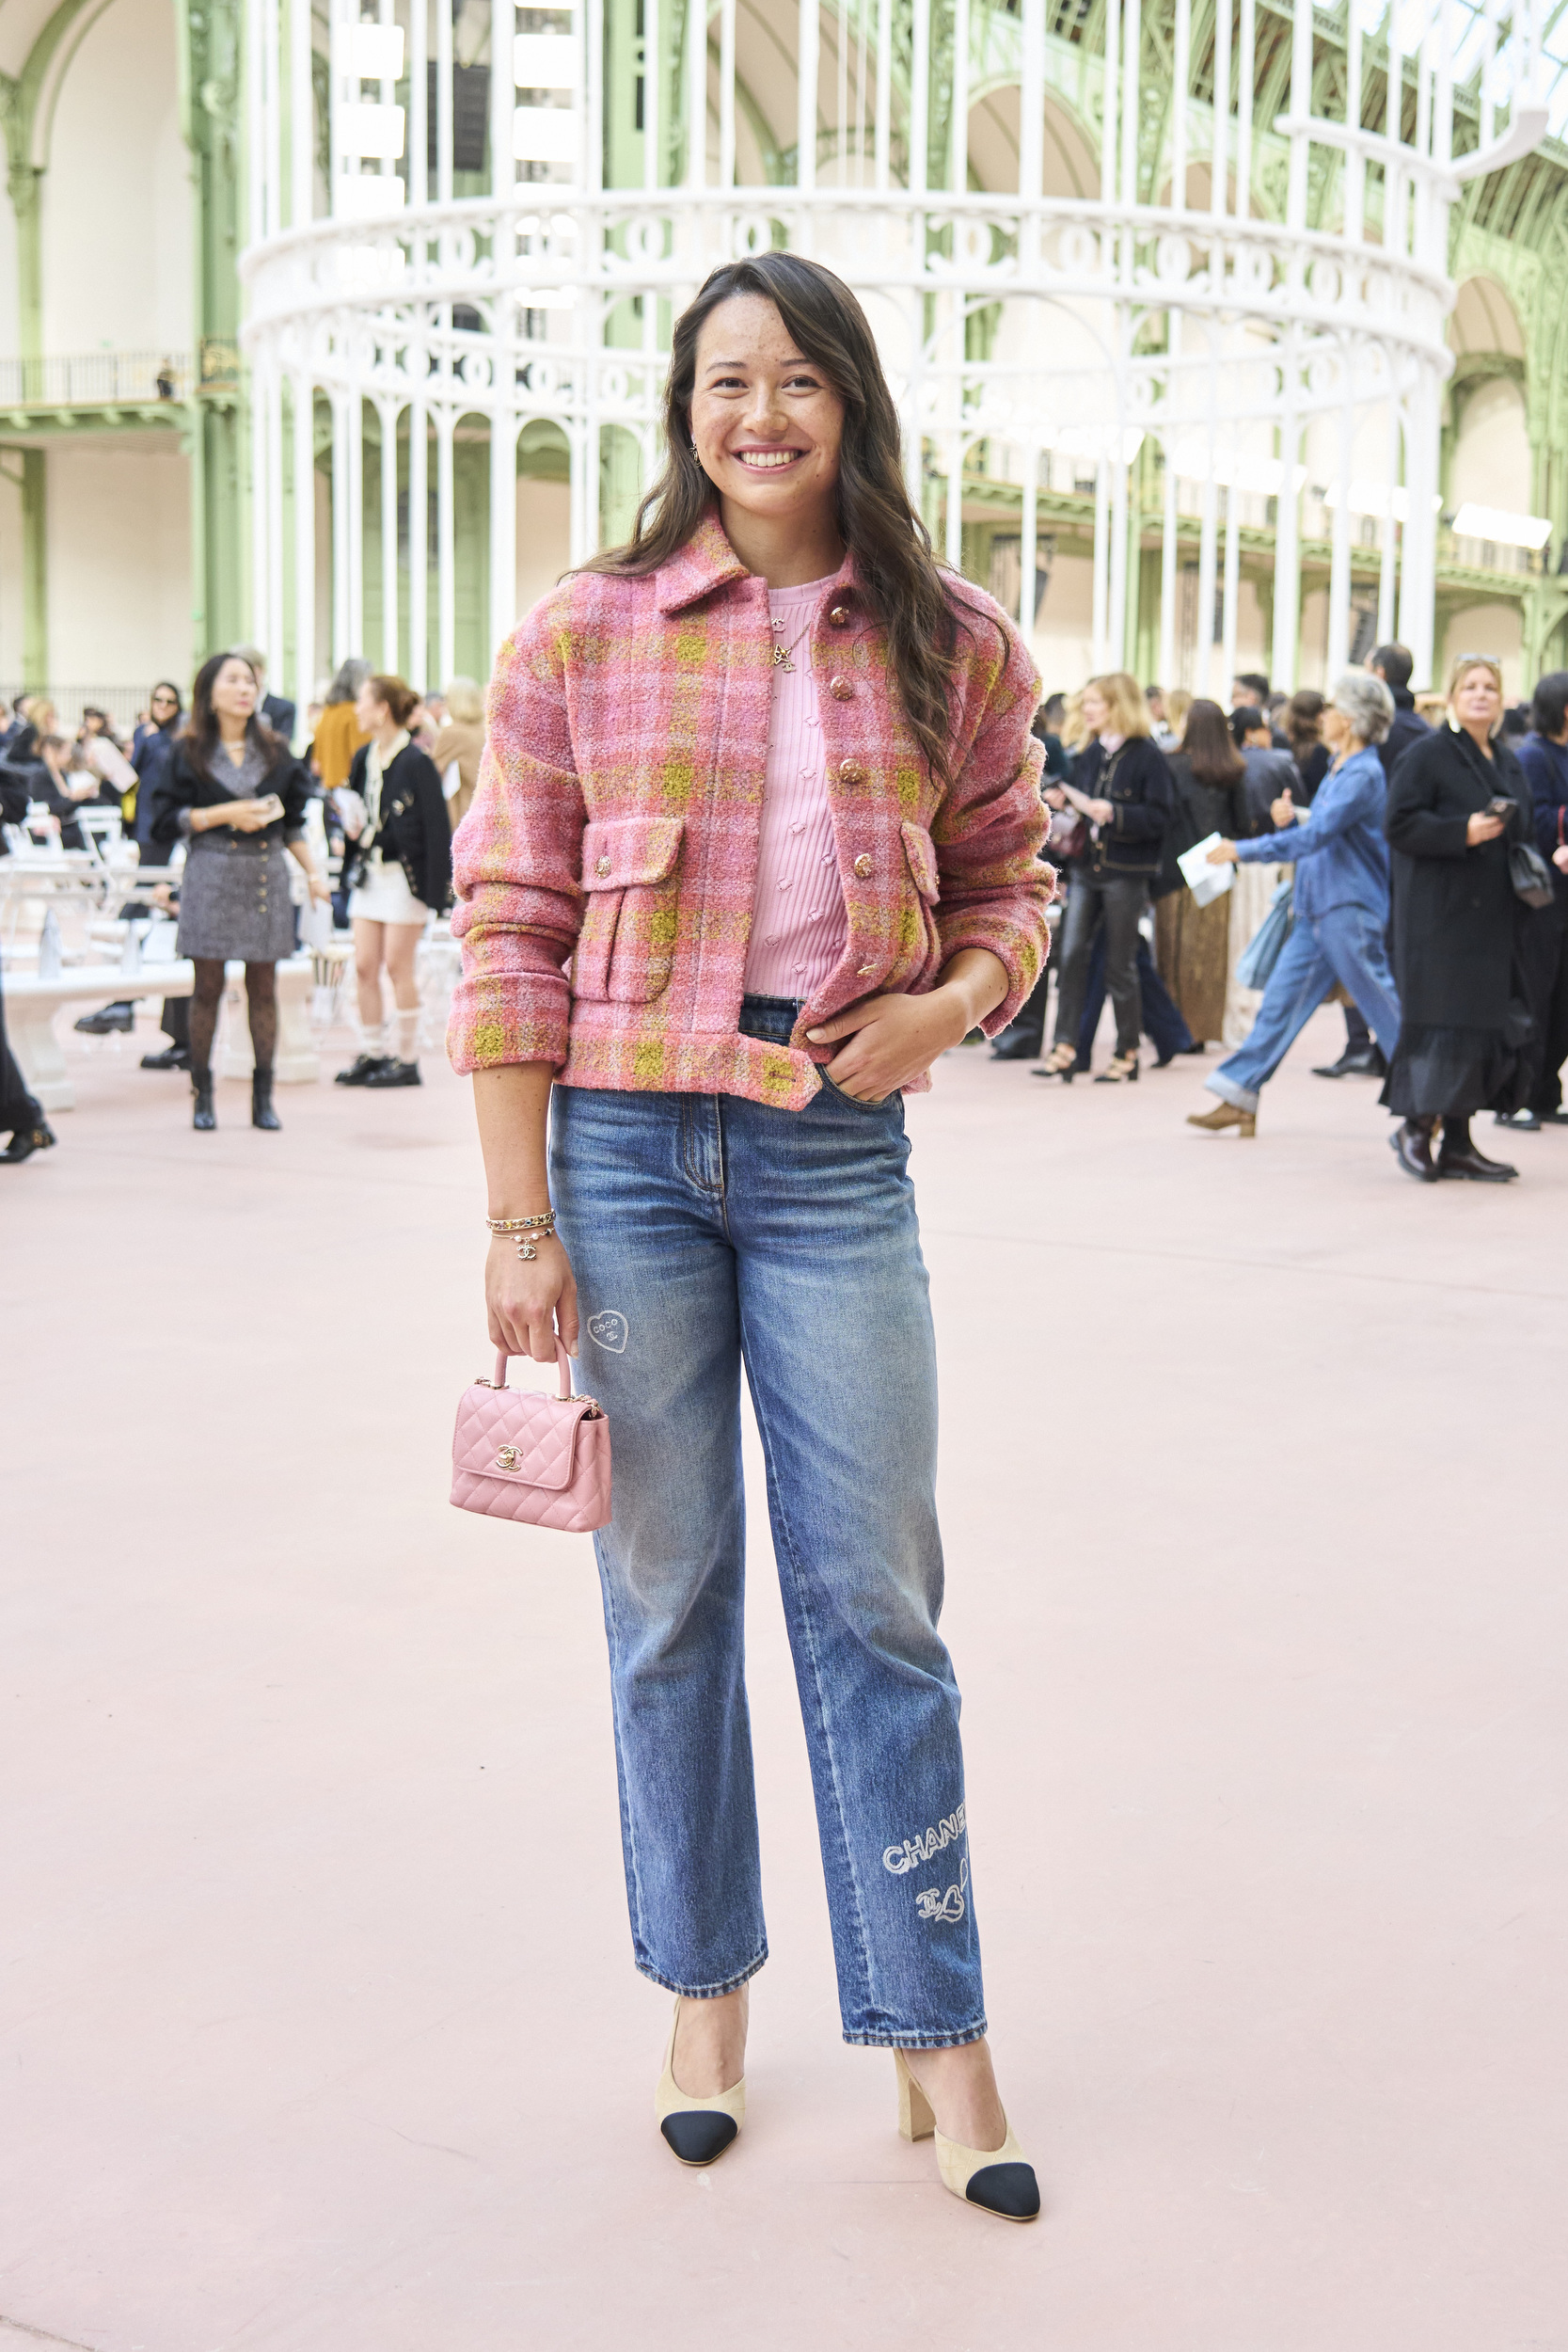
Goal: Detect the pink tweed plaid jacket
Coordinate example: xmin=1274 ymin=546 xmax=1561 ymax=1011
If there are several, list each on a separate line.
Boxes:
xmin=447 ymin=516 xmax=1053 ymax=1111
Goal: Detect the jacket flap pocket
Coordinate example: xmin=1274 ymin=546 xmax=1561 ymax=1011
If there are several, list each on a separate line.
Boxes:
xmin=582 ymin=816 xmax=686 ymax=892
xmin=457 ymin=1388 xmax=588 ymax=1490
xmin=900 ymin=820 xmax=941 ymax=903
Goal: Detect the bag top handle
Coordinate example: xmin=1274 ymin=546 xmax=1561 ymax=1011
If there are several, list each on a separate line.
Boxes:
xmin=492 ymin=1339 xmax=573 ymax=1401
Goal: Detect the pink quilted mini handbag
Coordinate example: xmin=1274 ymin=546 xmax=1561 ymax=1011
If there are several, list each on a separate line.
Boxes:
xmin=451 ymin=1341 xmax=612 ymax=1534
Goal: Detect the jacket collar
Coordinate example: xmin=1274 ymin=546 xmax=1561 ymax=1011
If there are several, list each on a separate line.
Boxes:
xmin=655 ymin=512 xmax=858 ymax=614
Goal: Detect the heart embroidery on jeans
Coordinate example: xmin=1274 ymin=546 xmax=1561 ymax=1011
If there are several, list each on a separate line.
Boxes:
xmin=586 ymin=1310 xmax=628 ymax=1353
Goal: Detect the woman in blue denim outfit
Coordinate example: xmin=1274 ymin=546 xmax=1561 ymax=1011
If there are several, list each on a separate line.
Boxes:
xmin=462 ymin=259 xmax=1047 ymax=2221
xmin=1185 ymin=669 xmax=1402 ymax=1140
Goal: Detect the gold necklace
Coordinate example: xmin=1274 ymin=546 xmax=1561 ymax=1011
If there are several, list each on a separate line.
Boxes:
xmin=768 ymin=613 xmax=816 ymax=673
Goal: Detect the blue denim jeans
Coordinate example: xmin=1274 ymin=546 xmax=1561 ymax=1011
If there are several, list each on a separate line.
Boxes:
xmin=1208 ymin=902 xmax=1402 ymax=1114
xmin=548 ymin=996 xmax=984 ymax=2047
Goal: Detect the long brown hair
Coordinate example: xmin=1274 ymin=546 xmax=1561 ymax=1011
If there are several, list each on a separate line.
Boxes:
xmin=180 ymin=652 xmax=284 ymax=787
xmin=1181 ymin=697 xmax=1244 ymax=786
xmin=1284 ymin=689 xmax=1324 ymax=760
xmin=584 ymin=253 xmax=990 ymax=786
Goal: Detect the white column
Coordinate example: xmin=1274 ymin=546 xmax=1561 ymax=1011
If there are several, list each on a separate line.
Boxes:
xmin=408 ymin=403 xmax=429 ymax=685
xmin=945 ymin=435 xmax=964 ymax=568
xmin=245 ymin=0 xmax=265 ymax=242
xmin=292 ymin=375 xmax=316 ymax=712
xmin=436 ymin=409 xmax=456 ymax=685
xmin=410 ymin=0 xmax=428 ymax=210
xmin=1287 ymin=0 xmax=1311 ymax=230
xmin=1377 ymin=380 xmax=1399 ymax=645
xmin=1235 ymin=0 xmax=1254 ymax=217
xmin=874 ymin=0 xmax=892 ymax=190
xmin=1159 ymin=429 xmax=1178 ymax=691
xmin=267 ymin=366 xmax=286 ymax=679
xmin=798 ymin=0 xmax=819 ymax=247
xmin=951 ymin=0 xmax=969 ymax=194
xmin=1119 ymin=0 xmax=1139 ymax=210
xmin=1101 ymin=0 xmax=1117 ymax=213
xmin=1272 ymin=341 xmax=1302 ymax=690
xmin=290 ymin=0 xmax=313 ymax=228
xmin=1326 ymin=371 xmax=1354 ymax=678
xmin=1171 ymin=0 xmax=1188 ymax=208
xmin=250 ymin=362 xmax=270 ymax=654
xmin=491 ymin=0 xmax=512 ymax=205
xmin=436 ymin=0 xmax=453 ymax=201
xmin=1109 ymin=431 xmax=1130 ymax=668
xmin=331 ymin=392 xmax=350 ymax=665
xmin=904 ymin=0 xmax=928 ymax=507
xmin=346 ymin=393 xmax=365 ymax=657
xmin=381 ymin=403 xmax=400 ymax=673
xmin=1221 ymin=480 xmax=1240 ymax=697
xmin=1019 ymin=445 xmax=1037 ymax=642
xmin=1196 ymin=458 xmax=1217 ymax=696
xmin=719 ymin=0 xmax=736 ymax=187
xmin=263 ymin=0 xmax=282 ymax=240
xmin=1092 ymin=456 xmax=1110 ymax=670
xmin=1398 ymin=378 xmax=1438 ymax=688
xmin=490 ymin=414 xmax=517 ymax=661
xmin=1210 ymin=0 xmax=1228 ymax=218
xmin=1343 ymin=0 xmax=1364 ymax=243
xmin=688 ymin=0 xmax=706 ymax=189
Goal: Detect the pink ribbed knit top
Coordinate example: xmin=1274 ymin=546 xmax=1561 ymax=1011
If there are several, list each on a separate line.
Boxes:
xmin=740 ymin=575 xmax=849 ymax=1001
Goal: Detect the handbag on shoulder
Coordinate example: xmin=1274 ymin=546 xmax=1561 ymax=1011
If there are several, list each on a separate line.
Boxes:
xmin=451 ymin=1339 xmax=611 ymax=1534
xmin=1509 ymin=838 xmax=1556 ymax=910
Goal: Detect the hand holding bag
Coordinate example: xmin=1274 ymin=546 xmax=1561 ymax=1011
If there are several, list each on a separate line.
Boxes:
xmin=451 ymin=1339 xmax=611 ymax=1534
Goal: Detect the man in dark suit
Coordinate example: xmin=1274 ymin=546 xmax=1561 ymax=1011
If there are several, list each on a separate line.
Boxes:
xmin=1314 ymin=641 xmax=1430 ymax=1079
xmin=237 ymin=645 xmax=296 ymax=748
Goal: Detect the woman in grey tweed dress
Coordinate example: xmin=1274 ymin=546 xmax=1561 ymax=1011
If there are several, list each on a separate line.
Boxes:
xmin=150 ymin=651 xmax=328 ymax=1132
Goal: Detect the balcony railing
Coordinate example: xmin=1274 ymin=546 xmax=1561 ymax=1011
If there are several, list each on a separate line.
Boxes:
xmin=0 ymin=352 xmax=191 ymax=407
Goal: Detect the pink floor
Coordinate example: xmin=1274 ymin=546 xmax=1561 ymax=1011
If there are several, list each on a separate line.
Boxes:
xmin=2 ymin=1009 xmax=1564 ymax=2351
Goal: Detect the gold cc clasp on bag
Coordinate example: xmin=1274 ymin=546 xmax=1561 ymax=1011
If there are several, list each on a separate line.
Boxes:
xmin=496 ymin=1445 xmax=521 ymax=1470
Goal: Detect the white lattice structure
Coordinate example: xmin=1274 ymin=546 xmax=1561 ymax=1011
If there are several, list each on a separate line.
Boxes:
xmin=239 ymin=0 xmax=1553 ymax=707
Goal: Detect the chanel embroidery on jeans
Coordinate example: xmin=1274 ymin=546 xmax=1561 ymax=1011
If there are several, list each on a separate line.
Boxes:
xmin=914 ymin=1856 xmax=969 ymax=1925
xmin=882 ymin=1802 xmax=965 ymax=1876
xmin=585 ymin=1311 xmax=628 ymax=1353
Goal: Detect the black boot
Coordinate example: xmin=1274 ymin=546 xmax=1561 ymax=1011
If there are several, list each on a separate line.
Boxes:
xmin=1314 ymin=1042 xmax=1387 ymax=1079
xmin=1 ymin=1120 xmax=57 ymax=1163
xmin=251 ymin=1070 xmax=281 ymax=1131
xmin=1436 ymin=1116 xmax=1517 ymax=1182
xmin=1389 ymin=1116 xmax=1437 ymax=1182
xmin=192 ymin=1071 xmax=216 ymax=1132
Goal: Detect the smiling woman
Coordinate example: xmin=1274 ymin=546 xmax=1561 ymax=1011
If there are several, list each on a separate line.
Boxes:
xmin=447 ymin=252 xmax=1053 ymax=2223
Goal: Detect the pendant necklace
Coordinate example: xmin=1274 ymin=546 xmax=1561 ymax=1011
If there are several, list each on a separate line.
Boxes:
xmin=769 ymin=613 xmax=816 ymax=673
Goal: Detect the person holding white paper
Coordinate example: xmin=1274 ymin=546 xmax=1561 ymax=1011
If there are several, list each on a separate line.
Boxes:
xmin=1186 ymin=670 xmax=1402 ymax=1139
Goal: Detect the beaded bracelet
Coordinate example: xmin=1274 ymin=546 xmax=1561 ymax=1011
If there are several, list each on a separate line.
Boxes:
xmin=486 ymin=1210 xmax=557 ymax=1263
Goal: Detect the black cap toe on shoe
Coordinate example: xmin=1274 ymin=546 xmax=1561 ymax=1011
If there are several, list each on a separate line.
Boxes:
xmin=660 ymin=2111 xmax=738 ymax=2167
xmin=965 ymin=2161 xmax=1041 ymax=2220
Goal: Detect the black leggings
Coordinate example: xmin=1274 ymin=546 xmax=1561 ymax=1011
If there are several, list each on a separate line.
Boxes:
xmin=189 ymin=960 xmax=277 ymax=1079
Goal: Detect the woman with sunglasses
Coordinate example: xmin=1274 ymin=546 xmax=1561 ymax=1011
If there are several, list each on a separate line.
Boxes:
xmin=450 ymin=253 xmax=1051 ymax=2221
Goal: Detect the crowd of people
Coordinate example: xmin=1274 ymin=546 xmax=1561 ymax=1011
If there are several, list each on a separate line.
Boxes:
xmin=1003 ymin=645 xmax=1568 ymax=1183
xmin=5 ymin=633 xmax=1568 ymax=1178
xmin=0 ymin=652 xmax=479 ymax=1151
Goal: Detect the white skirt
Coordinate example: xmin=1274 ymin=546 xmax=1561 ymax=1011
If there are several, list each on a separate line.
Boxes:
xmin=349 ymin=854 xmax=432 ymax=928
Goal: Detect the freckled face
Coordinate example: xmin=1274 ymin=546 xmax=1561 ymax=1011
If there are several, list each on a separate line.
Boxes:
xmin=689 ymin=294 xmax=845 ymax=525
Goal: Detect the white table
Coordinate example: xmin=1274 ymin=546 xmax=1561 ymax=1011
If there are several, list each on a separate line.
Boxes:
xmin=4 ymin=956 xmax=320 ymax=1110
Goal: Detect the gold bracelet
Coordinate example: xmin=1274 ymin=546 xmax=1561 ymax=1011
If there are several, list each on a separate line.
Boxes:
xmin=485 ymin=1213 xmax=555 ymax=1233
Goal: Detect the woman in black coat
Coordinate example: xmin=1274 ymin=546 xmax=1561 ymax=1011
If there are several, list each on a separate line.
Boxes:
xmin=335 ymin=674 xmax=452 ymax=1091
xmin=1155 ymin=696 xmax=1256 ymax=1047
xmin=1034 ymin=670 xmax=1172 ymax=1083
xmin=1383 ymin=655 xmax=1540 ymax=1183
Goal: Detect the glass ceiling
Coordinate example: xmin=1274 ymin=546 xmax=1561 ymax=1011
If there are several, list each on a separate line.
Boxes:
xmin=1346 ymin=0 xmax=1568 ymax=144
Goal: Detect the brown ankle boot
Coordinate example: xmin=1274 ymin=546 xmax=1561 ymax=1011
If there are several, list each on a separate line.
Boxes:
xmin=1186 ymin=1100 xmax=1256 ymax=1137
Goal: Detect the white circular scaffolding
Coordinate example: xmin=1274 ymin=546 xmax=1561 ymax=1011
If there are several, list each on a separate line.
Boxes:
xmin=239 ymin=0 xmax=1551 ymax=705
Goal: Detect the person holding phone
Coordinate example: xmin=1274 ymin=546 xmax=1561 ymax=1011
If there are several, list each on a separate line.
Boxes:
xmin=150 ymin=651 xmax=328 ymax=1133
xmin=1380 ymin=654 xmax=1539 ymax=1182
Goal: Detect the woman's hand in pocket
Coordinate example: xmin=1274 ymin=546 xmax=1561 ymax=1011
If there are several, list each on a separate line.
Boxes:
xmin=485 ymin=1233 xmax=580 ymax=1363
